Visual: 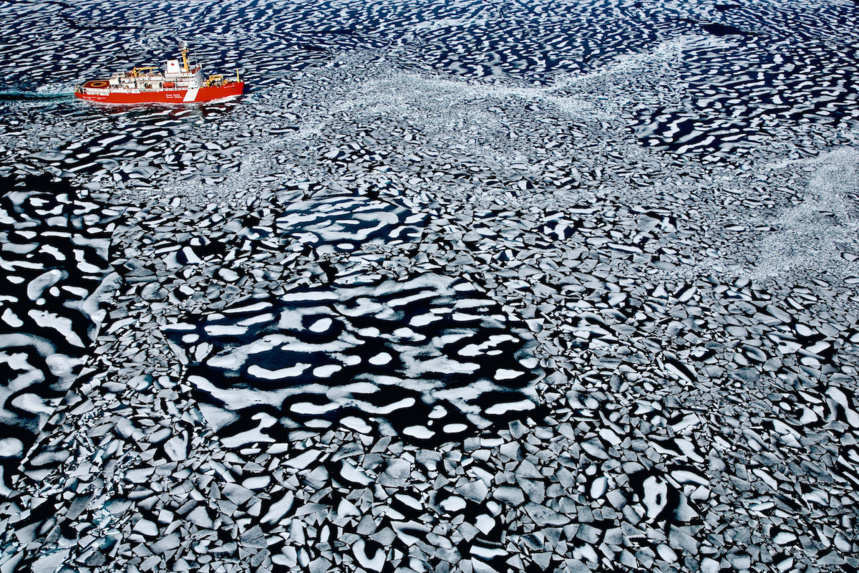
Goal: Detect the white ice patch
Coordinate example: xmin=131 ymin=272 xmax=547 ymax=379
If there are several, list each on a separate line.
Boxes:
xmin=393 ymin=327 xmax=424 ymax=341
xmin=282 ymin=291 xmax=337 ymax=302
xmin=410 ymin=313 xmax=443 ymax=327
xmin=1 ymin=309 xmax=23 ymax=328
xmin=28 ymin=309 xmax=85 ymax=347
xmin=459 ymin=334 xmax=518 ymax=357
xmin=403 ymin=425 xmax=435 ymax=439
xmin=219 ymin=413 xmax=278 ymax=447
xmin=313 ymin=364 xmax=342 ymax=377
xmin=207 ymin=352 xmax=245 ymax=370
xmin=429 ymin=405 xmax=447 ymax=419
xmin=291 ymin=402 xmax=339 ymax=415
xmin=0 ymin=438 xmax=24 ymax=458
xmin=27 ymin=269 xmax=65 ymax=301
xmin=197 ymin=402 xmax=241 ymax=432
xmin=12 ymin=393 xmax=55 ymax=416
xmin=204 ymin=324 xmax=248 ymax=336
xmin=403 ymin=355 xmax=479 ymax=376
xmin=369 ymin=352 xmax=392 ymax=365
xmin=309 ymin=318 xmax=333 ymax=332
xmin=44 ymin=353 xmax=83 ymax=383
xmin=341 ymin=416 xmax=372 ymax=433
xmin=484 ymin=399 xmax=536 ymax=415
xmin=248 ymin=363 xmax=311 ymax=379
xmin=341 ymin=354 xmax=362 ymax=366
xmin=224 ymin=301 xmax=272 ymax=314
xmin=356 ymin=397 xmax=415 ymax=414
xmin=238 ymin=313 xmax=275 ymax=327
xmin=164 ymin=322 xmax=196 ymax=331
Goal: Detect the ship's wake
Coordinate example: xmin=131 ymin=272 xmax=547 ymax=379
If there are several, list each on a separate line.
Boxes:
xmin=0 ymin=91 xmax=74 ymax=101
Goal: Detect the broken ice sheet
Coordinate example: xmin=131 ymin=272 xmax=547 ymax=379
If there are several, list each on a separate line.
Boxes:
xmin=0 ymin=177 xmax=123 ymax=494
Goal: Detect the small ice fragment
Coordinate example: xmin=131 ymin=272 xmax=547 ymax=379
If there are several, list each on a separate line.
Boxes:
xmin=440 ymin=496 xmax=467 ymax=512
xmin=133 ymin=519 xmax=158 ymax=537
xmin=341 ymin=460 xmax=374 ymax=485
xmin=475 ymin=514 xmax=495 ymax=534
xmin=218 ymin=268 xmax=239 ymax=282
xmin=243 ymin=476 xmax=271 ymax=490
xmin=590 ymin=476 xmax=608 ymax=499
xmin=285 ymin=449 xmax=321 ymax=469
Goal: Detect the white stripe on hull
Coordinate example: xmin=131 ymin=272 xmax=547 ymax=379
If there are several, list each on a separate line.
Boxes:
xmin=183 ymin=88 xmax=199 ymax=102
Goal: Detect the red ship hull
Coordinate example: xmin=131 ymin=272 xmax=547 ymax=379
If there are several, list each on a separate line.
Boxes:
xmin=75 ymin=81 xmax=244 ymax=104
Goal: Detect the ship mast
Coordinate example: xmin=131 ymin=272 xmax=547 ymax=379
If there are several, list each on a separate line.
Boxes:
xmin=180 ymin=42 xmax=190 ymax=72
